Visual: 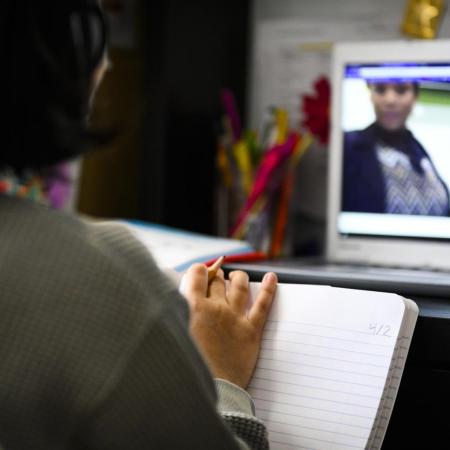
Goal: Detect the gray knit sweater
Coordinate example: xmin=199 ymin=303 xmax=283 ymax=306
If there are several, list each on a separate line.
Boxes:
xmin=0 ymin=196 xmax=268 ymax=449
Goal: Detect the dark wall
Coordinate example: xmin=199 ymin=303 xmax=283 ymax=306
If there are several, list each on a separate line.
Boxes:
xmin=138 ymin=0 xmax=251 ymax=234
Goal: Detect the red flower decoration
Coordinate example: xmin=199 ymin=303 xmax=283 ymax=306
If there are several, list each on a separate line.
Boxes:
xmin=301 ymin=76 xmax=331 ymax=145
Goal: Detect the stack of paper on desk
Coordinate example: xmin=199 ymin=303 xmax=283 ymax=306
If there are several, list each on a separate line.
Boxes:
xmin=119 ymin=220 xmax=260 ymax=271
xmin=247 ymin=283 xmax=418 ymax=450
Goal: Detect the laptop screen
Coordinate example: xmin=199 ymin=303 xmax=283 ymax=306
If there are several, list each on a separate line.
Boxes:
xmin=338 ymin=61 xmax=450 ymax=241
xmin=327 ymin=40 xmax=450 ymax=270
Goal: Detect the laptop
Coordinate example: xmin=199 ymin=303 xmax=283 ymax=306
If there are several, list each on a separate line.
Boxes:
xmin=225 ymin=39 xmax=450 ymax=299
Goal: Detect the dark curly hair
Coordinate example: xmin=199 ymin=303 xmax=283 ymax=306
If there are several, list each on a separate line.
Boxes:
xmin=0 ymin=0 xmax=109 ymax=172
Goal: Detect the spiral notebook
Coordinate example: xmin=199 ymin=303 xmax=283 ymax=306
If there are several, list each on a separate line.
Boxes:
xmin=247 ymin=283 xmax=418 ymax=450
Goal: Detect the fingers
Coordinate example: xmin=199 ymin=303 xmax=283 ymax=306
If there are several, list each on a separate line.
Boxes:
xmin=248 ymin=272 xmax=277 ymax=331
xmin=182 ymin=264 xmax=208 ymax=305
xmin=228 ymin=270 xmax=250 ymax=313
xmin=208 ymin=268 xmax=226 ymax=300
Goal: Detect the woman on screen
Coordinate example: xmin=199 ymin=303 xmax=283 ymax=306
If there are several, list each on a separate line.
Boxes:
xmin=342 ymin=80 xmax=450 ymax=216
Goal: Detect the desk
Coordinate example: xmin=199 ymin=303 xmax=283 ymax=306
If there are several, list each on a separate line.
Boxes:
xmin=224 ymin=260 xmax=450 ymax=449
xmin=383 ymin=302 xmax=450 ymax=450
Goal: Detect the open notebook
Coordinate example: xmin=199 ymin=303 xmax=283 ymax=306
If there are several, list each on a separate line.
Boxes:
xmin=113 ymin=219 xmax=418 ymax=448
xmin=247 ymin=283 xmax=418 ymax=450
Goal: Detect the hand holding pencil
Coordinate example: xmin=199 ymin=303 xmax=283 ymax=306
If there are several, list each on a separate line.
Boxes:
xmin=181 ymin=258 xmax=277 ymax=388
xmin=177 ymin=256 xmax=225 ymax=293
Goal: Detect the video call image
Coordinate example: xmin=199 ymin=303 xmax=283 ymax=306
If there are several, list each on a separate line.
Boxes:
xmin=340 ymin=63 xmax=450 ymax=219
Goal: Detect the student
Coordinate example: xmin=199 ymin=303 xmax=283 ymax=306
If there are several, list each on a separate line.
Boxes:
xmin=342 ymin=80 xmax=450 ymax=215
xmin=0 ymin=1 xmax=277 ymax=448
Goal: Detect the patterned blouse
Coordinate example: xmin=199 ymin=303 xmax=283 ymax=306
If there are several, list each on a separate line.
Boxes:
xmin=376 ymin=144 xmax=449 ymax=215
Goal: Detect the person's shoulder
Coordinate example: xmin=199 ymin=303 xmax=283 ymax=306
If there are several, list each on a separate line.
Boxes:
xmin=344 ymin=129 xmax=363 ymax=139
xmin=0 ymin=196 xmax=175 ymax=301
xmin=0 ymin=197 xmax=188 ymax=425
xmin=0 ymin=196 xmax=127 ymax=261
xmin=406 ymin=128 xmax=430 ymax=156
xmin=0 ymin=195 xmax=184 ymax=351
xmin=344 ymin=124 xmax=374 ymax=143
xmin=344 ymin=124 xmax=377 ymax=153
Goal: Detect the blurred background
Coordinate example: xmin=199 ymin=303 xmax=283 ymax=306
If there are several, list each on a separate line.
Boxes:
xmin=77 ymin=0 xmax=250 ymax=235
xmin=76 ymin=0 xmax=450 ymax=248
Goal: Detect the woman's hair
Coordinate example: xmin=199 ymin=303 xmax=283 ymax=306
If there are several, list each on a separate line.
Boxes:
xmin=366 ymin=80 xmax=420 ymax=96
xmin=0 ymin=0 xmax=109 ymax=172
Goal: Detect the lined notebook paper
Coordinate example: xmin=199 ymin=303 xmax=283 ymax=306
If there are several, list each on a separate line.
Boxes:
xmin=247 ymin=283 xmax=418 ymax=450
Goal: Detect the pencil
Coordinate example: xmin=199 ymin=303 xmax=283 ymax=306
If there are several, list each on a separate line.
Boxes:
xmin=207 ymin=255 xmax=225 ymax=283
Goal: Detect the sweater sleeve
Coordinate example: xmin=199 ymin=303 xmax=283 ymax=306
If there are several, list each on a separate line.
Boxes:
xmin=74 ymin=291 xmax=269 ymax=450
xmin=216 ymin=379 xmax=269 ymax=449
